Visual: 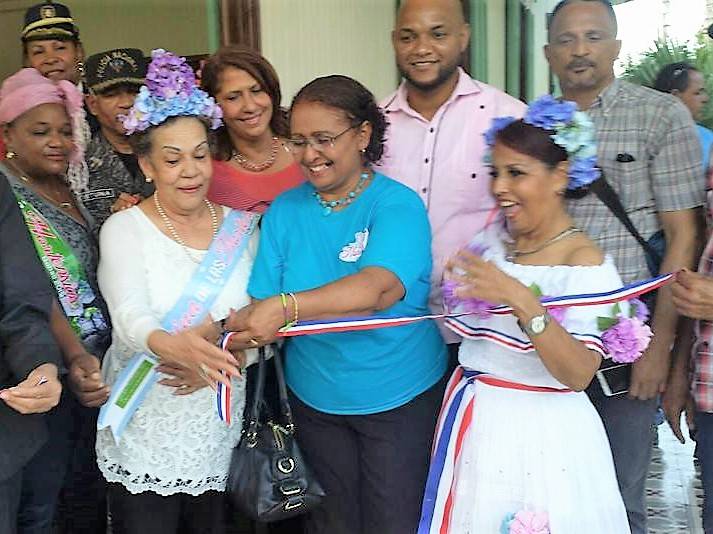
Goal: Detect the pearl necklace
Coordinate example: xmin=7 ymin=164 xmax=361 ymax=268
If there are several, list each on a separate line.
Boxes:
xmin=154 ymin=194 xmax=218 ymax=263
xmin=232 ymin=136 xmax=279 ymax=172
xmin=506 ymin=226 xmax=582 ymax=261
xmin=314 ymin=172 xmax=370 ymax=216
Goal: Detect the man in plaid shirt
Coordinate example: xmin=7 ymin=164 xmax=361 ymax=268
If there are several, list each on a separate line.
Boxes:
xmin=546 ymin=1 xmax=703 ymax=532
xmin=666 ymin=243 xmax=713 ymax=531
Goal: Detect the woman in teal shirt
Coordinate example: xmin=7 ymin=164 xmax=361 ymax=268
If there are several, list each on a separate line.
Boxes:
xmin=228 ymin=75 xmax=447 ymax=534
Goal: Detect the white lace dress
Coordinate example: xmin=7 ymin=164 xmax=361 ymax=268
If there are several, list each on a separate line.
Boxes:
xmin=95 ymin=206 xmax=257 ymax=496
xmin=428 ymin=230 xmax=630 ymax=533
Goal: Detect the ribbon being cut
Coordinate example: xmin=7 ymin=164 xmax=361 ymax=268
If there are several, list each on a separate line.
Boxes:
xmin=212 ymin=271 xmax=673 ymax=425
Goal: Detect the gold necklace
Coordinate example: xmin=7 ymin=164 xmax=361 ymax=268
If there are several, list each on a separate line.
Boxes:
xmin=232 ymin=136 xmax=279 ymax=172
xmin=507 ymin=226 xmax=582 ymax=261
xmin=153 ymin=193 xmax=218 ymax=263
xmin=16 ymin=172 xmax=73 ymax=211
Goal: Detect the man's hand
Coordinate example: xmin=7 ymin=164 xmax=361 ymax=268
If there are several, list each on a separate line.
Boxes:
xmin=68 ymin=353 xmax=110 ymax=407
xmin=110 ymin=192 xmax=140 ymax=214
xmin=0 ymin=363 xmax=61 ymax=414
xmin=672 ymin=269 xmax=713 ymax=321
xmin=663 ymin=370 xmax=695 ymax=444
xmin=629 ymin=340 xmax=671 ymax=400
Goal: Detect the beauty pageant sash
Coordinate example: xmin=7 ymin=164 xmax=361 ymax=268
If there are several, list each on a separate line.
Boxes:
xmin=98 ymin=210 xmax=259 ymax=441
xmin=15 ymin=192 xmax=108 ymax=341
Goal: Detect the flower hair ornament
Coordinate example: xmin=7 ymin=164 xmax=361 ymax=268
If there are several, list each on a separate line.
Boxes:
xmin=121 ymin=49 xmax=222 ymax=134
xmin=484 ymin=95 xmax=600 ymax=190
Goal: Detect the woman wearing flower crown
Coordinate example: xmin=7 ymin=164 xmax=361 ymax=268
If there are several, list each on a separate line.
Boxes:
xmin=94 ymin=49 xmax=253 ymax=533
xmin=417 ymin=96 xmax=641 ymax=533
xmin=201 ymin=45 xmax=303 ymax=213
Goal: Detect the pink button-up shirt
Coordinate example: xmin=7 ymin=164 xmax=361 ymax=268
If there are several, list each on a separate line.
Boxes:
xmin=376 ymin=68 xmax=525 ymax=342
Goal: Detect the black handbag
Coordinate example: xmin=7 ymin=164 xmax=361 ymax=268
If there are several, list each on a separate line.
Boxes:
xmin=226 ymin=346 xmax=325 ymax=522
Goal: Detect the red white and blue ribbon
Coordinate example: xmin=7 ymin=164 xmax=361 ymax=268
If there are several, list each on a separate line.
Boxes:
xmin=216 ymin=332 xmax=237 ymax=425
xmin=275 ymin=272 xmax=673 ymax=338
xmin=215 ymin=272 xmax=673 ymax=425
xmin=417 ymin=367 xmax=572 ymax=534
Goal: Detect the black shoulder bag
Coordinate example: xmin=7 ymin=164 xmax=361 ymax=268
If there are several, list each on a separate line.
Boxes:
xmin=227 ymin=345 xmax=325 ymax=522
xmin=588 ymin=175 xmax=664 ymax=278
xmin=588 ymin=175 xmax=665 ymax=396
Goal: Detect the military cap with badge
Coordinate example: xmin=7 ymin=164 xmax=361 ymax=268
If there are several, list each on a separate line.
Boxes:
xmin=21 ymin=1 xmax=80 ymax=42
xmin=85 ymin=48 xmax=147 ymax=94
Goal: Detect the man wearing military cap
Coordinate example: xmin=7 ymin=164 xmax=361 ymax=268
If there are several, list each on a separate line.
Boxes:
xmin=21 ymin=1 xmax=84 ymax=85
xmin=83 ymin=48 xmax=154 ymax=226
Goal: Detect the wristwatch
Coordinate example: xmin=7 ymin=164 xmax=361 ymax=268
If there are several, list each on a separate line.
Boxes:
xmin=521 ymin=311 xmax=551 ymax=337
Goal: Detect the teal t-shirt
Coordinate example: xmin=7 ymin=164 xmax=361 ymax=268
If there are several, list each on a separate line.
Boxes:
xmin=248 ymin=172 xmax=446 ymax=415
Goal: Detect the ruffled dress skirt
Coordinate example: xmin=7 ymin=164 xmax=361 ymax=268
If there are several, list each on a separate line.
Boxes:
xmin=419 ymin=369 xmax=631 ymax=533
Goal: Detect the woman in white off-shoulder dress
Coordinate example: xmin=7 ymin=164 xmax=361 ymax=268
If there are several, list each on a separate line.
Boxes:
xmin=419 ymin=98 xmax=639 ymax=533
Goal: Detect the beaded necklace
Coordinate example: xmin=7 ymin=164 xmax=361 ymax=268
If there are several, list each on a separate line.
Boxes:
xmin=314 ymin=172 xmax=369 ymax=216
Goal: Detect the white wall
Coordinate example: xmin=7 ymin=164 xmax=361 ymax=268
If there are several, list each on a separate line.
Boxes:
xmin=260 ymin=0 xmax=399 ymax=106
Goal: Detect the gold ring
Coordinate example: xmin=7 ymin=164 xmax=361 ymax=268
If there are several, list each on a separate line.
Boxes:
xmin=249 ymin=338 xmax=259 ymax=347
xmin=198 ymin=363 xmax=210 ymax=380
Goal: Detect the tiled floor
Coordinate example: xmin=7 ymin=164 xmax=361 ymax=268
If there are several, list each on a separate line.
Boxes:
xmin=648 ymin=422 xmax=704 ymax=533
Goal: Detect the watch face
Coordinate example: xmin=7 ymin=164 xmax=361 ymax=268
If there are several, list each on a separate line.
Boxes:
xmin=531 ymin=315 xmax=546 ymax=334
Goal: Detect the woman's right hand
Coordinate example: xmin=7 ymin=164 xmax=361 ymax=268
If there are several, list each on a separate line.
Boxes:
xmin=147 ymin=329 xmax=240 ymax=390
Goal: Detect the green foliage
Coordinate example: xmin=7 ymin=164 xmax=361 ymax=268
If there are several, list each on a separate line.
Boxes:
xmin=620 ymin=35 xmax=713 ymax=129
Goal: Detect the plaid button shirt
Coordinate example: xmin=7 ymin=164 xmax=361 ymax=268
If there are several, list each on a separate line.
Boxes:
xmin=566 ymin=79 xmax=704 ymax=284
xmin=692 ymin=191 xmax=713 ymax=412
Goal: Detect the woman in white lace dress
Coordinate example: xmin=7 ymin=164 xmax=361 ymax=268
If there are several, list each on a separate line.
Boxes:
xmin=95 ymin=50 xmax=253 ymax=534
xmin=418 ymin=97 xmax=643 ymax=533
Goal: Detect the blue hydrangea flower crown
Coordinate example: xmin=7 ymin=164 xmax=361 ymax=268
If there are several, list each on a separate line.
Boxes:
xmin=121 ymin=49 xmax=222 ymax=134
xmin=484 ymin=95 xmax=600 ymax=190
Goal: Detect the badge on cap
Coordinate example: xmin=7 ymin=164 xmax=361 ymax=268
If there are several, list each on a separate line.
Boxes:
xmin=40 ymin=5 xmax=56 ymax=18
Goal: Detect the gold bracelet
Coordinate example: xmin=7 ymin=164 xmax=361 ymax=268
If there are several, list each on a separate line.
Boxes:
xmin=288 ymin=292 xmax=299 ymax=325
xmin=280 ymin=292 xmax=290 ymax=328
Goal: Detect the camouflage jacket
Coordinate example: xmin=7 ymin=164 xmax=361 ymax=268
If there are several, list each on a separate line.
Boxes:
xmin=80 ymin=132 xmax=154 ymax=227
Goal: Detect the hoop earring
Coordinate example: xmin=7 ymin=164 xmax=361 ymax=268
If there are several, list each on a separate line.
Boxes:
xmin=76 ymin=60 xmax=85 ymax=80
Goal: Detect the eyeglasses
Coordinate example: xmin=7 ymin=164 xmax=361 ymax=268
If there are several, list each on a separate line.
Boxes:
xmin=286 ymin=125 xmax=357 ymax=153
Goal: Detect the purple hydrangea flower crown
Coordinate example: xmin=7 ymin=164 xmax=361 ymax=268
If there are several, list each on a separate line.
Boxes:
xmin=121 ymin=49 xmax=222 ymax=134
xmin=483 ymin=95 xmax=600 ymax=190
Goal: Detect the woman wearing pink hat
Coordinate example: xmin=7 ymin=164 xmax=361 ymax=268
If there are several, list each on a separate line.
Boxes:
xmin=0 ymin=68 xmax=109 ymax=533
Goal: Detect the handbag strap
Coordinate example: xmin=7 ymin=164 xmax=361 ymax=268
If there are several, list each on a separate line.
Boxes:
xmin=272 ymin=346 xmax=295 ymax=431
xmin=245 ymin=345 xmax=294 ymax=433
xmin=589 ymin=173 xmax=662 ymax=265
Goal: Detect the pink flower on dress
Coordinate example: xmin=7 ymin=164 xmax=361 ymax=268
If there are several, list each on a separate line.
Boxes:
xmin=601 ymin=316 xmax=653 ymax=363
xmin=501 ymin=510 xmax=550 ymax=534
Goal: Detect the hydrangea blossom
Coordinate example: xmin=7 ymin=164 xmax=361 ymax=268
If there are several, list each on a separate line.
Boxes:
xmin=524 ymin=95 xmax=576 ymax=129
xmin=484 ymin=116 xmax=517 ymax=147
xmin=442 ymin=242 xmax=493 ymax=317
xmin=598 ymin=301 xmax=653 ymax=363
xmin=484 ymin=95 xmax=600 ymax=191
xmin=121 ymin=49 xmax=223 ymax=134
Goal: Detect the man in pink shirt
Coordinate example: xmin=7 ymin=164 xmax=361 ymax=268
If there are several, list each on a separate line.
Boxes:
xmin=376 ymin=0 xmax=526 ymax=356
